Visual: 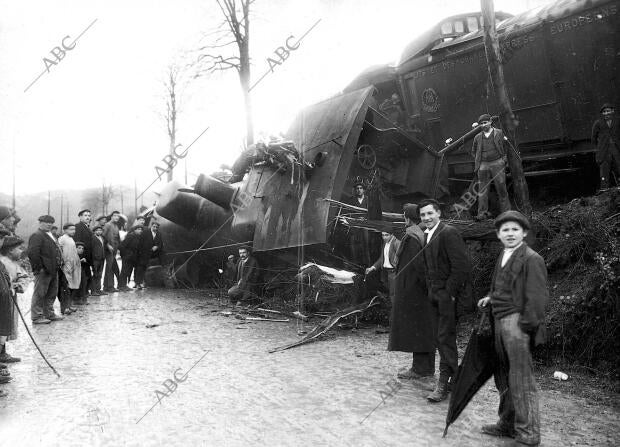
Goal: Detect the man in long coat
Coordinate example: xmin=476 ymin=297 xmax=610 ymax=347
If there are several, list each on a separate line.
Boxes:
xmin=135 ymin=221 xmax=165 ymax=289
xmin=391 ymin=203 xmax=433 ymax=382
xmin=74 ymin=209 xmax=93 ymax=298
xmin=28 ymin=215 xmax=63 ymax=323
xmin=58 ymin=223 xmax=81 ymax=311
xmin=102 ymin=211 xmax=121 ymax=292
xmin=592 ymin=103 xmax=620 ymax=190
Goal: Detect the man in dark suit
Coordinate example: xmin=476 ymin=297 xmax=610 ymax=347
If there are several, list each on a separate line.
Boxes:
xmin=74 ymin=209 xmax=93 ymax=299
xmin=419 ymin=199 xmax=470 ymax=402
xmin=227 ymin=246 xmax=259 ymax=304
xmin=90 ymin=225 xmax=107 ymax=295
xmin=346 ymin=182 xmax=371 ymax=267
xmin=592 ymin=103 xmax=620 ymax=190
xmin=135 ymin=221 xmax=164 ymax=289
xmin=28 ymin=215 xmax=64 ymax=324
xmin=471 ymin=114 xmax=511 ymax=220
xmin=103 ymin=211 xmax=121 ymax=292
xmin=365 ymin=229 xmax=400 ymax=300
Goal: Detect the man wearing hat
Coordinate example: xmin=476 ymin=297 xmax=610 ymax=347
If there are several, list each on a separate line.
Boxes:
xmin=75 ymin=209 xmax=94 ymax=299
xmin=346 ymin=182 xmax=371 ymax=267
xmin=119 ymin=224 xmax=144 ymax=291
xmin=28 ymin=215 xmax=64 ymax=324
xmin=592 ymin=103 xmax=620 ymax=190
xmin=103 ymin=211 xmax=121 ymax=292
xmin=471 ymin=114 xmax=511 ymax=220
xmin=135 ymin=221 xmax=165 ymax=289
xmin=478 ymin=210 xmax=548 ymax=447
xmin=94 ymin=215 xmax=108 ymax=228
xmin=91 ymin=225 xmax=107 ymax=295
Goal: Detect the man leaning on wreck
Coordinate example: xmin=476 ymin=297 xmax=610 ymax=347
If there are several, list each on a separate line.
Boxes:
xmin=471 ymin=114 xmax=511 ymax=220
xmin=419 ymin=199 xmax=470 ymax=402
xmin=592 ymin=103 xmax=620 ymax=190
xmin=478 ymin=210 xmax=548 ymax=447
xmin=227 ymin=246 xmax=259 ymax=305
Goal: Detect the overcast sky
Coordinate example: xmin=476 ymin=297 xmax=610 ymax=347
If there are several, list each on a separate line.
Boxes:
xmin=0 ymin=0 xmax=550 ymax=196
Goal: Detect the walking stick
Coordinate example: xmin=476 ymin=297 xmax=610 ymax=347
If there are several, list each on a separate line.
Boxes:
xmin=10 ymin=292 xmax=61 ymax=378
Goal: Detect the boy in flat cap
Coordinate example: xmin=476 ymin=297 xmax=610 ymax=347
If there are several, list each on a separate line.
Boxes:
xmin=471 ymin=114 xmax=511 ymax=220
xmin=478 ymin=210 xmax=548 ymax=447
xmin=592 ymin=103 xmax=620 ymax=190
xmin=119 ymin=225 xmax=143 ymax=291
xmin=28 ymin=215 xmax=63 ymax=324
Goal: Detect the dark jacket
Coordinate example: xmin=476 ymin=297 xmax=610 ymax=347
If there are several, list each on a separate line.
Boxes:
xmin=592 ymin=117 xmax=620 ymax=163
xmin=347 ymin=195 xmax=368 ymax=210
xmin=102 ymin=221 xmax=120 ymax=251
xmin=28 ymin=229 xmax=62 ymax=274
xmin=471 ymin=127 xmax=507 ymax=171
xmin=489 ymin=243 xmax=549 ymax=346
xmin=91 ymin=234 xmax=106 ymax=262
xmin=138 ymin=229 xmax=164 ymax=265
xmin=236 ymin=256 xmax=259 ymax=290
xmin=74 ymin=221 xmax=93 ymax=263
xmin=389 ymin=228 xmax=432 ymax=352
xmin=372 ymin=237 xmax=401 ymax=271
xmin=423 ymin=221 xmax=470 ymax=298
xmin=120 ymin=232 xmax=141 ymax=263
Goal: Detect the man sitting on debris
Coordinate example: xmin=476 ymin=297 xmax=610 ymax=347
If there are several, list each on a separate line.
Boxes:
xmin=471 ymin=114 xmax=511 ymax=220
xmin=227 ymin=246 xmax=259 ymax=305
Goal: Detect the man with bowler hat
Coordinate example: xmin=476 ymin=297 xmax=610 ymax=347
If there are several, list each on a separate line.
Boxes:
xmin=471 ymin=114 xmax=511 ymax=220
xmin=28 ymin=215 xmax=64 ymax=324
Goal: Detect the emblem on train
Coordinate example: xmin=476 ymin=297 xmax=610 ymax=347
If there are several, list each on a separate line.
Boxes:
xmin=421 ymin=88 xmax=440 ymax=112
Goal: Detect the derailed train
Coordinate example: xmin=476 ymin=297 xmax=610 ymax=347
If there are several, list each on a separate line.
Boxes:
xmin=154 ymin=0 xmax=619 ymax=285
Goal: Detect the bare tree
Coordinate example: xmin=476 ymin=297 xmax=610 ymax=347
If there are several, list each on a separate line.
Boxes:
xmin=192 ymin=0 xmax=254 ymax=146
xmin=164 ymin=64 xmax=182 ymax=181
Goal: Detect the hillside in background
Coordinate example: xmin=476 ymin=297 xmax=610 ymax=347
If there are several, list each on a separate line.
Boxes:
xmin=0 ymin=187 xmax=158 ymax=240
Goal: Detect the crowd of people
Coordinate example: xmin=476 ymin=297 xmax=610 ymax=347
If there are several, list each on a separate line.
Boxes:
xmin=0 ymin=207 xmax=165 ymax=398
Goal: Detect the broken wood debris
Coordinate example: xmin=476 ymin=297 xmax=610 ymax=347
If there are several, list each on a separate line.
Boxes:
xmin=268 ymin=296 xmax=380 ymax=353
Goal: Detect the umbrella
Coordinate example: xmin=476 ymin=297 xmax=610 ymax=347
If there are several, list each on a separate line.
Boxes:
xmin=443 ymin=311 xmax=497 ymax=437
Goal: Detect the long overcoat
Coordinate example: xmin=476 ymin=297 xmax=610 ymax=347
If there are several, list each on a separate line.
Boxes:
xmin=388 ymin=227 xmax=433 ymax=353
xmin=58 ymin=234 xmax=81 ymax=289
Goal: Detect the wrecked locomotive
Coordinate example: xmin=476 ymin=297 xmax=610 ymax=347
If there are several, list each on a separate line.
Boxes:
xmin=151 ymin=0 xmax=619 ymax=287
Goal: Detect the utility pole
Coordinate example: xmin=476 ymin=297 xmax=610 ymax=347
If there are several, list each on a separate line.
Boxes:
xmin=60 ymin=194 xmax=64 ymax=229
xmin=11 ymin=144 xmax=16 ymax=209
xmin=47 ymin=191 xmax=51 ymax=215
xmin=120 ymin=186 xmax=124 ymax=214
xmin=134 ymin=178 xmax=138 ymax=217
xmin=481 ymin=0 xmax=531 ymax=216
xmin=66 ymin=203 xmax=69 ymax=224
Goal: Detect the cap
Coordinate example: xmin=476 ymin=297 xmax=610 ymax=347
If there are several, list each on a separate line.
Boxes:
xmin=478 ymin=113 xmax=491 ymax=123
xmin=95 ymin=215 xmax=107 ymax=222
xmin=92 ymin=225 xmax=103 ymax=231
xmin=0 ymin=235 xmax=23 ymax=250
xmin=78 ymin=209 xmax=92 ymax=216
xmin=38 ymin=215 xmax=55 ymax=224
xmin=75 ymin=241 xmax=85 ymax=248
xmin=494 ymin=210 xmax=531 ymax=230
xmin=600 ymin=103 xmax=615 ymax=112
xmin=131 ymin=224 xmax=144 ymax=231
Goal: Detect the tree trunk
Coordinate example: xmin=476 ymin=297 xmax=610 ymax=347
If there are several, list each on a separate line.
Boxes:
xmin=481 ymin=0 xmax=532 ymax=216
xmin=239 ymin=38 xmax=253 ymax=147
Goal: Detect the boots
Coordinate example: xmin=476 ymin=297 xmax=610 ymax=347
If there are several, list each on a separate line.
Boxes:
xmin=0 ymin=344 xmax=20 ymax=363
xmin=426 ymin=376 xmax=450 ymax=402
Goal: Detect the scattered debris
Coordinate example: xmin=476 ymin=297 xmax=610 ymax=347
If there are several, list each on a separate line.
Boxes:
xmin=269 ymin=296 xmax=380 ymax=353
xmin=145 ymin=323 xmax=159 ymax=328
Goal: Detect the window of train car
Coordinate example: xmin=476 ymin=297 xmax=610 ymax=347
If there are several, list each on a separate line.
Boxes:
xmin=441 ymin=22 xmax=453 ymax=34
xmin=454 ymin=20 xmax=464 ymax=33
xmin=467 ymin=17 xmax=479 ymax=32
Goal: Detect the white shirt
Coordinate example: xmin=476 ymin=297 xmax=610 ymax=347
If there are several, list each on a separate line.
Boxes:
xmin=501 ymin=242 xmax=523 ymax=267
xmin=46 ymin=231 xmax=57 ymax=243
xmin=356 ymin=196 xmax=365 ymax=205
xmin=382 ymin=238 xmax=394 ymax=269
xmin=424 ymin=222 xmax=440 ymax=244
